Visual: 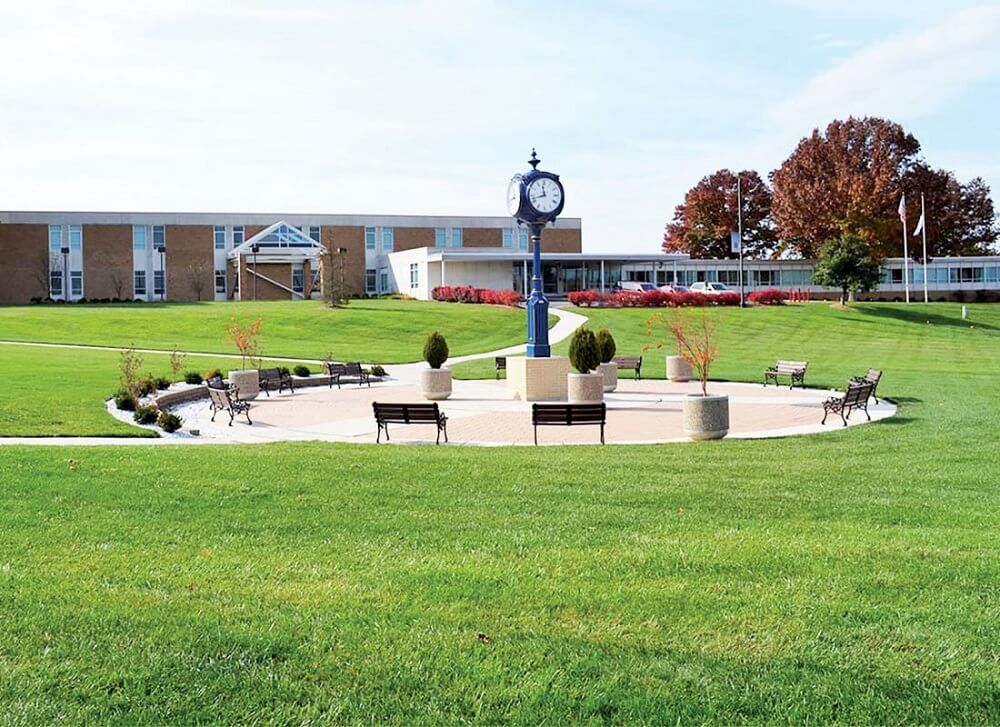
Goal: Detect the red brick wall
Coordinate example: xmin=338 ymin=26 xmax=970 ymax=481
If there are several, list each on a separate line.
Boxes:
xmin=320 ymin=226 xmax=366 ymax=297
xmin=165 ymin=225 xmax=214 ymax=302
xmin=82 ymin=224 xmax=133 ymax=299
xmin=0 ymin=224 xmax=49 ymax=303
xmin=462 ymin=228 xmax=502 ymax=248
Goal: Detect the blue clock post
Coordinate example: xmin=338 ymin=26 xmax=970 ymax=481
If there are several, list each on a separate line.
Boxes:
xmin=505 ymin=150 xmax=570 ymax=401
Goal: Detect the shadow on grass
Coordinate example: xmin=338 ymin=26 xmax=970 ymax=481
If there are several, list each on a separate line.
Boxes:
xmin=855 ymin=305 xmax=1000 ymax=332
xmin=873 ymin=416 xmax=917 ymax=426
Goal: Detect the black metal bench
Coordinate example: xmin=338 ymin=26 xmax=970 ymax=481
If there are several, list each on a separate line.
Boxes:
xmin=612 ymin=356 xmax=642 ymax=380
xmin=851 ymin=368 xmax=882 ymax=404
xmin=532 ymin=402 xmax=607 ymax=445
xmin=821 ymin=382 xmax=873 ymax=426
xmin=372 ymin=402 xmax=448 ymax=444
xmin=495 ymin=356 xmax=506 ymax=379
xmin=258 ymin=367 xmax=294 ymax=396
xmin=325 ymin=361 xmax=371 ymax=389
xmin=208 ymin=385 xmax=252 ymax=426
xmin=764 ymin=359 xmax=808 ymax=389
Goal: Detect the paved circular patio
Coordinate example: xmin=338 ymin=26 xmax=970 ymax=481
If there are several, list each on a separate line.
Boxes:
xmin=170 ymin=377 xmax=895 ymax=446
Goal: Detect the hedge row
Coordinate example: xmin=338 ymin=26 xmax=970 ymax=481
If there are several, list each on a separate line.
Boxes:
xmin=567 ymin=290 xmax=741 ymax=307
xmin=432 ymin=286 xmax=522 ymax=306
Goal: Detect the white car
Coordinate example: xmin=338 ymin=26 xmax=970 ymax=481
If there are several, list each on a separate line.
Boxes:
xmin=689 ymin=281 xmax=732 ymax=295
xmin=617 ymin=281 xmax=658 ymax=293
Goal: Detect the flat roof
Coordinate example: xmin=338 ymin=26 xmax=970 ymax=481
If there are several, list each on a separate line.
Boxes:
xmin=0 ymin=210 xmax=582 ymax=229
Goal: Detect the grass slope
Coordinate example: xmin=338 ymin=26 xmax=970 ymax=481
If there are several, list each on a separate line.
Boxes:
xmin=0 ymin=303 xmax=997 ymax=722
xmin=0 ymin=299 xmax=530 ymax=363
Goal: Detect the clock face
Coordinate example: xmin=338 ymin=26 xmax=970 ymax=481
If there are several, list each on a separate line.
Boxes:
xmin=507 ymin=176 xmax=522 ymax=216
xmin=527 ymin=177 xmax=562 ymax=214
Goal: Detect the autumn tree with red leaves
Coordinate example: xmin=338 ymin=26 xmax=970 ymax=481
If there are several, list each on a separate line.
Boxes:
xmin=663 ymin=169 xmax=776 ymax=259
xmin=902 ymin=164 xmax=999 ymax=259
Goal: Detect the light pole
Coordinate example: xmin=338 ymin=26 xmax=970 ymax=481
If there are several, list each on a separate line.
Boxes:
xmin=251 ymin=243 xmax=260 ymax=301
xmin=60 ymin=245 xmax=69 ymax=300
xmin=737 ymin=176 xmax=745 ymax=308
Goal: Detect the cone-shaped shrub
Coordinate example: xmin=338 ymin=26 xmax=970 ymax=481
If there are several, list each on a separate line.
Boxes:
xmin=595 ymin=328 xmax=616 ymax=363
xmin=423 ymin=332 xmax=449 ymax=369
xmin=568 ymin=327 xmax=600 ymax=374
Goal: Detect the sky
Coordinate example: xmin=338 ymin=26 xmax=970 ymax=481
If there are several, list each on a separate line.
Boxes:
xmin=1 ymin=0 xmax=998 ymax=253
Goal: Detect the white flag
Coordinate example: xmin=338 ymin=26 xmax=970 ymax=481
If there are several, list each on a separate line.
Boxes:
xmin=913 ymin=211 xmax=924 ymax=237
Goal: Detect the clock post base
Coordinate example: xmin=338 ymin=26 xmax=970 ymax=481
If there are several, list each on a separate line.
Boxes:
xmin=506 ymin=355 xmax=569 ymax=402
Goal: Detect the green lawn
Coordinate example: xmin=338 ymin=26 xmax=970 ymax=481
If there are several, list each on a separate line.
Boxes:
xmin=0 ymin=302 xmax=998 ymax=723
xmin=0 ymin=299 xmax=531 ymax=363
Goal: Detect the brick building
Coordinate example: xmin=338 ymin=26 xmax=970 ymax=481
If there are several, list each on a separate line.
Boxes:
xmin=0 ymin=212 xmax=583 ymax=304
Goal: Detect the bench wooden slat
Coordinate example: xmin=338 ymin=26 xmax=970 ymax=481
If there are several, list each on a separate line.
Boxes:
xmin=372 ymin=402 xmax=447 ymax=444
xmin=532 ymin=403 xmax=606 ymax=445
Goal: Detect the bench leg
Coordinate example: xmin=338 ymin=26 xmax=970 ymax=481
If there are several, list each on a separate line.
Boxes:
xmin=262 ymin=386 xmax=270 ymax=397
xmin=821 ymin=405 xmax=830 ymax=425
xmin=228 ymin=409 xmax=235 ymax=426
xmin=534 ymin=425 xmax=538 ymax=446
xmin=600 ymin=423 xmax=605 ymax=445
xmin=210 ymin=405 xmax=218 ymax=423
xmin=840 ymin=408 xmax=848 ymax=427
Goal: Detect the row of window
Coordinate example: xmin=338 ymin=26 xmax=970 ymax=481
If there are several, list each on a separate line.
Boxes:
xmin=132 ymin=270 xmax=165 ymax=296
xmin=502 ymin=228 xmax=530 ymax=250
xmin=133 ymin=225 xmax=166 ymax=251
xmin=48 ymin=270 xmax=83 ymax=297
xmin=48 ymin=225 xmax=83 ymax=252
xmin=365 ymin=268 xmax=390 ymax=294
xmin=882 ymin=266 xmax=1000 ymax=284
xmin=435 ymin=228 xmax=462 ymax=249
xmin=365 ymin=227 xmax=394 ymax=252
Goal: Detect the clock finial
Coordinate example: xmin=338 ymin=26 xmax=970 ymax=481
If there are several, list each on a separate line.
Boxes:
xmin=528 ymin=148 xmax=540 ymax=170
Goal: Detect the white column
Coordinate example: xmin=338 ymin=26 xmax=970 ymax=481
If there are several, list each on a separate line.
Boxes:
xmin=600 ymin=260 xmax=605 ymax=293
xmin=441 ymin=257 xmax=446 ymax=287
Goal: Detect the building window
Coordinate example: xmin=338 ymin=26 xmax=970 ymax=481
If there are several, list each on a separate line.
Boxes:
xmin=134 ymin=270 xmax=147 ymax=296
xmin=435 ymin=228 xmax=447 ymax=248
xmin=70 ymin=271 xmax=83 ymax=297
xmin=950 ymin=266 xmax=983 ymax=283
xmin=753 ymin=269 xmax=776 ymax=286
xmin=69 ymin=225 xmax=82 ymax=251
xmin=153 ymin=270 xmax=165 ymax=296
xmin=450 ymin=228 xmax=462 ymax=248
xmin=890 ymin=269 xmax=903 ymax=285
xmin=214 ymin=226 xmax=226 ymax=250
xmin=152 ymin=225 xmax=165 ymax=251
xmin=49 ymin=270 xmax=62 ymax=297
xmin=502 ymin=229 xmax=513 ymax=248
xmin=365 ymin=227 xmax=376 ymax=250
xmin=132 ymin=225 xmax=146 ymax=250
xmin=380 ymin=270 xmax=389 ymax=293
xmin=382 ymin=227 xmax=394 ymax=252
xmin=717 ymin=270 xmax=740 ymax=286
xmin=292 ymin=265 xmax=304 ymax=294
xmin=365 ymin=268 xmax=377 ymax=294
xmin=48 ymin=225 xmax=62 ymax=252
xmin=215 ymin=269 xmax=226 ymax=294
xmin=409 ymin=263 xmax=419 ymax=289
xmin=519 ymin=230 xmax=529 ymax=250
xmin=233 ymin=226 xmax=245 ymax=246
xmin=308 ymin=226 xmax=321 ymax=242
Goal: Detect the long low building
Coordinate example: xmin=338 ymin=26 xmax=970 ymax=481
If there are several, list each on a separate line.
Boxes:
xmin=392 ymin=247 xmax=1000 ymax=301
xmin=0 ymin=211 xmax=582 ymax=304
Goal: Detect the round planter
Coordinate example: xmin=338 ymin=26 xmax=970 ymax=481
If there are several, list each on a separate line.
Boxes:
xmin=228 ymin=369 xmax=260 ymax=400
xmin=666 ymin=355 xmax=692 ymax=382
xmin=421 ymin=367 xmax=452 ymax=400
xmin=597 ymin=362 xmax=618 ymax=393
xmin=568 ymin=372 xmax=604 ymax=403
xmin=683 ymin=393 xmax=729 ymax=441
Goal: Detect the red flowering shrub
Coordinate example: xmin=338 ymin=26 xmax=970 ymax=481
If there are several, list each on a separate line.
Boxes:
xmin=748 ymin=288 xmax=787 ymax=305
xmin=715 ymin=291 xmax=741 ymax=306
xmin=568 ymin=290 xmax=602 ymax=307
xmin=432 ymin=286 xmax=521 ymax=306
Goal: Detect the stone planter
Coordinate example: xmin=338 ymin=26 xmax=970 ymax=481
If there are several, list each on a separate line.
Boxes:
xmin=228 ymin=369 xmax=260 ymax=400
xmin=683 ymin=393 xmax=729 ymax=441
xmin=666 ymin=355 xmax=692 ymax=382
xmin=568 ymin=372 xmax=604 ymax=403
xmin=421 ymin=367 xmax=452 ymax=400
xmin=597 ymin=362 xmax=618 ymax=392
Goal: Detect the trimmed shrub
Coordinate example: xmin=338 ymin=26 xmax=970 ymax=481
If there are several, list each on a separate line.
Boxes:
xmin=423 ymin=332 xmax=449 ymax=369
xmin=369 ymin=364 xmax=386 ymax=377
xmin=432 ymin=286 xmax=521 ymax=306
xmin=153 ymin=376 xmax=171 ymax=390
xmin=137 ymin=378 xmax=156 ymax=397
xmin=158 ymin=411 xmax=183 ymax=433
xmin=293 ymin=365 xmax=311 ymax=377
xmin=748 ymin=288 xmax=787 ymax=305
xmin=595 ymin=328 xmax=617 ymax=363
xmin=133 ymin=405 xmax=158 ymax=425
xmin=203 ymin=368 xmax=222 ymax=381
xmin=184 ymin=371 xmax=204 ymax=385
xmin=568 ymin=327 xmax=600 ymax=374
xmin=567 ymin=290 xmax=601 ymax=307
xmin=113 ymin=389 xmax=136 ymax=411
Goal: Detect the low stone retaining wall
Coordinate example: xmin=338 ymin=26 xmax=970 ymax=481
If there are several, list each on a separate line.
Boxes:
xmin=152 ymin=374 xmax=381 ymax=410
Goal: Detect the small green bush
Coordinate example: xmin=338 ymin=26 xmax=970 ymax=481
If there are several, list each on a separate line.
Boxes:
xmin=158 ymin=411 xmax=183 ymax=433
xmin=293 ymin=365 xmax=311 ymax=377
xmin=568 ymin=327 xmax=600 ymax=374
xmin=369 ymin=364 xmax=386 ymax=377
xmin=184 ymin=371 xmax=204 ymax=385
xmin=277 ymin=366 xmax=291 ymax=376
xmin=203 ymin=368 xmax=222 ymax=381
xmin=595 ymin=328 xmax=617 ymax=363
xmin=137 ymin=378 xmax=156 ymax=397
xmin=153 ymin=376 xmax=171 ymax=390
xmin=133 ymin=405 xmax=158 ymax=425
xmin=423 ymin=332 xmax=449 ymax=369
xmin=113 ymin=389 xmax=136 ymax=411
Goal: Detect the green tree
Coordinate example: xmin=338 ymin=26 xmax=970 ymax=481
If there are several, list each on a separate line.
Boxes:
xmin=812 ymin=234 xmax=882 ymax=304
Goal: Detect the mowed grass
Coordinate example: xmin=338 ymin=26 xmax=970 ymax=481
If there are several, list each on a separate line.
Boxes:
xmin=0 ymin=303 xmax=997 ymax=723
xmin=0 ymin=299 xmax=531 ymax=363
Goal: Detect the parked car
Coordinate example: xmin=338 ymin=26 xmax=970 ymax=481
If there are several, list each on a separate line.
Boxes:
xmin=657 ymin=284 xmax=689 ymax=293
xmin=689 ymin=281 xmax=732 ymax=295
xmin=617 ymin=281 xmax=658 ymax=293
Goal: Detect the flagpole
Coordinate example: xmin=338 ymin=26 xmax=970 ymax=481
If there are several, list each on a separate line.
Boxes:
xmin=921 ymin=193 xmax=928 ymax=304
xmin=737 ymin=176 xmax=744 ymax=308
xmin=902 ymin=198 xmax=910 ymax=304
